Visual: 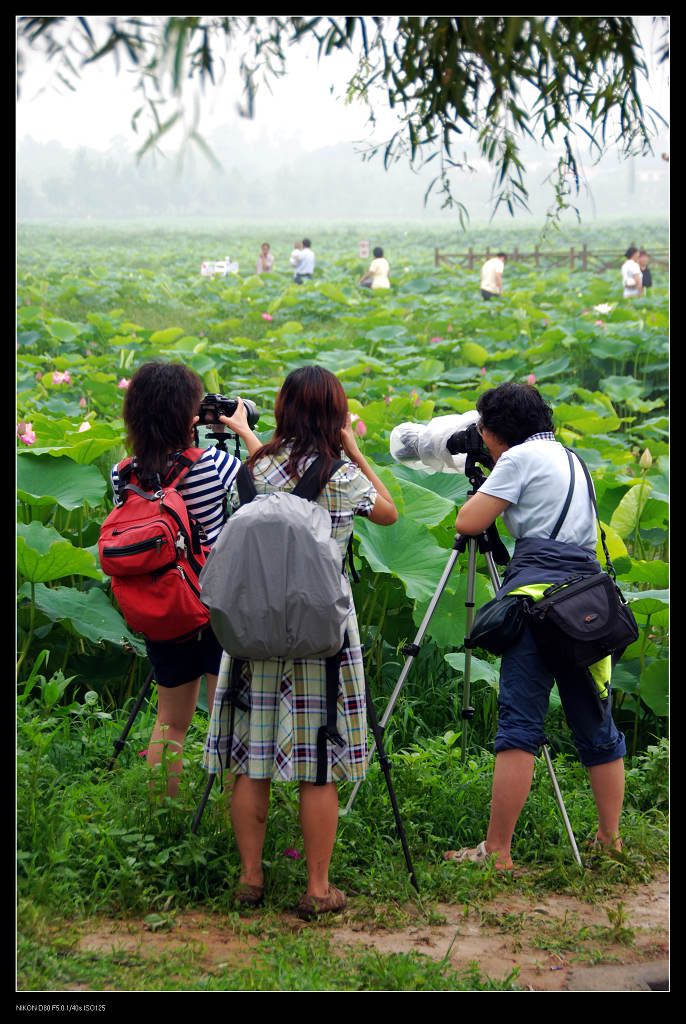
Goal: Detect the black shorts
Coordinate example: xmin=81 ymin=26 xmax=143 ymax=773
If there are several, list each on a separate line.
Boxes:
xmin=145 ymin=626 xmax=223 ymax=688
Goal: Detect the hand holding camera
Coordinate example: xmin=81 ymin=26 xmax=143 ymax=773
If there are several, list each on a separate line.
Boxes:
xmin=197 ymin=393 xmax=262 ymax=456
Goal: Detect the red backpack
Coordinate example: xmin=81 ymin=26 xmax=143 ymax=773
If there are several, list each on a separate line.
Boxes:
xmin=98 ymin=449 xmax=211 ymax=643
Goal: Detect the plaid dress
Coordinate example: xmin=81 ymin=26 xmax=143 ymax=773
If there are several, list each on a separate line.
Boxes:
xmin=203 ymin=448 xmax=377 ymax=784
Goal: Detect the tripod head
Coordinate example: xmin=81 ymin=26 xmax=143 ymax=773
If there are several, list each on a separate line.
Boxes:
xmin=195 ymin=424 xmax=241 ymax=458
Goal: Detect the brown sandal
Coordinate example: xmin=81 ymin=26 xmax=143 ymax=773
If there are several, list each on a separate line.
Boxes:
xmin=297 ymin=885 xmax=346 ymax=921
xmin=235 ymin=882 xmax=264 ymax=908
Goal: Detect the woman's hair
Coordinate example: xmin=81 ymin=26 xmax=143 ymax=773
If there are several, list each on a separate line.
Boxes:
xmin=248 ymin=365 xmax=348 ymax=485
xmin=625 ymin=245 xmax=639 ymax=260
xmin=373 ymin=246 xmax=383 ymax=258
xmin=122 ymin=362 xmax=204 ymax=482
xmin=476 ymin=382 xmax=554 ymax=447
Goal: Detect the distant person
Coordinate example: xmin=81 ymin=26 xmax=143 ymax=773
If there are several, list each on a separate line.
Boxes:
xmin=481 ymin=252 xmax=507 ymax=300
xmin=621 ymin=246 xmax=643 ymax=299
xmin=359 ymin=247 xmax=390 ymax=290
xmin=256 ymin=242 xmax=274 ymax=274
xmin=638 ymin=250 xmax=652 ymax=292
xmin=292 ymin=238 xmax=315 ymax=284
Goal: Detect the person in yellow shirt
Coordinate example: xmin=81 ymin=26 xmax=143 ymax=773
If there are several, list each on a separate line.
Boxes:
xmin=359 ymin=247 xmax=390 ymax=290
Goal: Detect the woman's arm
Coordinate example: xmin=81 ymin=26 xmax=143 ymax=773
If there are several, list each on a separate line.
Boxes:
xmin=341 ymin=414 xmax=398 ymax=525
xmin=455 ymin=491 xmax=510 ymax=535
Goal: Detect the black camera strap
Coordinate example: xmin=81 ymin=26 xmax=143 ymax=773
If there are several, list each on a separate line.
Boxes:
xmin=549 ymin=449 xmax=576 ymax=541
xmin=554 ymin=447 xmax=615 ymax=579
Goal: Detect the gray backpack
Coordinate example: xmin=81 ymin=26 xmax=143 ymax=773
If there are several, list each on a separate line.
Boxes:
xmin=199 ymin=457 xmax=350 ymax=660
xmin=198 ymin=456 xmax=351 ymax=783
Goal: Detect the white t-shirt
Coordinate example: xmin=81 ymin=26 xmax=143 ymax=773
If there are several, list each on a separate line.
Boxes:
xmin=480 ymin=257 xmax=504 ymax=294
xmin=294 ymin=247 xmax=315 ymax=275
xmin=621 ymin=258 xmax=642 ymax=297
xmin=478 ymin=439 xmax=597 ymax=552
xmin=369 ymin=256 xmax=390 ymax=289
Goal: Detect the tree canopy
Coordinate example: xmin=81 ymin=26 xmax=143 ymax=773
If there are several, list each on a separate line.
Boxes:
xmin=17 ymin=15 xmax=669 ymax=223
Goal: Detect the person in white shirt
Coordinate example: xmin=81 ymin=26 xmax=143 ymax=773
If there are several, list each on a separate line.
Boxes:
xmin=444 ymin=382 xmax=626 ymax=872
xmin=359 ymin=246 xmax=391 ymax=290
xmin=621 ymin=246 xmax=643 ymax=298
xmin=480 ymin=252 xmax=507 ymax=300
xmin=256 ymin=242 xmax=274 ymax=274
xmin=292 ymin=238 xmax=315 ymax=284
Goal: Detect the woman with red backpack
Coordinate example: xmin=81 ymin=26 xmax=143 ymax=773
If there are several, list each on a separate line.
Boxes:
xmin=109 ymin=362 xmax=261 ymax=796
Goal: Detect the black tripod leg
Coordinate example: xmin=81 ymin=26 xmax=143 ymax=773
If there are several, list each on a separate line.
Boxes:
xmin=191 ymin=773 xmax=217 ymax=834
xmin=364 ymin=679 xmax=419 ymax=891
xmin=106 ymin=667 xmax=154 ymax=772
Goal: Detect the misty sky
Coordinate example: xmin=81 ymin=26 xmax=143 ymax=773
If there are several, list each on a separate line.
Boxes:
xmin=17 ymin=16 xmax=669 ymax=160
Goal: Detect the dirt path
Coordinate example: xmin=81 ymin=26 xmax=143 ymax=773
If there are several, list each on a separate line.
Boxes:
xmin=73 ymin=871 xmax=669 ymax=991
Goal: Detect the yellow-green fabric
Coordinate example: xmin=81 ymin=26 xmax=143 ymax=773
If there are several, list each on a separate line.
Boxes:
xmin=509 ymin=583 xmax=611 ymax=699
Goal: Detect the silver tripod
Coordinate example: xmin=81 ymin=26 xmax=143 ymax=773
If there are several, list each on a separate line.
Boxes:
xmin=343 ymin=479 xmax=582 ymax=868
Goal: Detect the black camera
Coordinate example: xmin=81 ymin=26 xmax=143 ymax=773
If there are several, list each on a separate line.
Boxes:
xmin=198 ymin=393 xmax=259 ymax=429
xmin=446 ymin=423 xmax=493 ymax=469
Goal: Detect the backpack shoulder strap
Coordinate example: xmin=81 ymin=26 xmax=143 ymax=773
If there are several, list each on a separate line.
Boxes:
xmin=235 ymin=461 xmax=259 ymax=507
xmin=163 ymin=447 xmax=206 ymax=489
xmin=292 ymin=456 xmax=345 ymax=501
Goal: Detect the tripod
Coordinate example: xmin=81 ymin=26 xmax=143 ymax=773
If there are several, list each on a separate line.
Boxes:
xmin=343 ymin=457 xmax=582 ymax=869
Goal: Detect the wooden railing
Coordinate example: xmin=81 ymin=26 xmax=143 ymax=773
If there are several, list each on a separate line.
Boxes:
xmin=434 ymin=245 xmax=669 ymax=274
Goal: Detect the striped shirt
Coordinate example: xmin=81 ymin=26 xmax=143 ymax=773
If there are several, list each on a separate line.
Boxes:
xmin=110 ymin=446 xmax=241 ymax=546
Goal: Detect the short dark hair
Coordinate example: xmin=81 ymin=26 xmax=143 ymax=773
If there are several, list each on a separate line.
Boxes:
xmin=625 ymin=245 xmax=639 ymax=260
xmin=302 ymin=238 xmax=311 ymax=248
xmin=476 ymin=382 xmax=554 ymax=447
xmin=497 ymin=252 xmax=507 ymax=261
xmin=373 ymin=246 xmax=383 ymax=258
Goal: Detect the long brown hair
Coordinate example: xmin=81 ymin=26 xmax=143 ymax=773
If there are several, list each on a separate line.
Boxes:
xmin=248 ymin=365 xmax=348 ymax=485
xmin=122 ymin=362 xmax=203 ymax=483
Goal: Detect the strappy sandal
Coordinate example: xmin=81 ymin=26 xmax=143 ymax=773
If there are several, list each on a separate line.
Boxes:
xmin=443 ymin=840 xmax=513 ymax=872
xmin=296 ymin=885 xmax=347 ymax=921
xmin=235 ymin=882 xmax=265 ymax=908
xmin=443 ymin=840 xmax=490 ymax=864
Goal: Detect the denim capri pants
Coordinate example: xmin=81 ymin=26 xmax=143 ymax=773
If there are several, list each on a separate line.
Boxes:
xmin=495 ymin=624 xmax=626 ymax=767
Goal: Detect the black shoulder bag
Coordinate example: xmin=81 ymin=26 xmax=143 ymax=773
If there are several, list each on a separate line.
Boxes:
xmin=465 ymin=448 xmax=577 ymax=657
xmin=527 ymin=450 xmax=639 ymax=668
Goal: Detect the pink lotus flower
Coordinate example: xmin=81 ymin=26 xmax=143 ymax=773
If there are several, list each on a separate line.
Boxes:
xmin=18 ymin=422 xmax=35 ymax=445
xmin=35 ymin=372 xmax=42 ymax=381
xmin=410 ymin=389 xmax=421 ymax=407
xmin=284 ymin=847 xmax=302 ymax=859
xmin=138 ymin=749 xmax=148 ymax=758
xmin=527 ymin=374 xmax=536 ymax=385
xmin=261 ymin=312 xmax=273 ymax=321
xmin=118 ymin=378 xmax=130 ymax=389
xmin=79 ymin=397 xmax=87 ymax=408
xmin=355 ymin=418 xmax=367 ymax=437
xmin=480 ymin=367 xmax=487 ymax=376
xmin=52 ymin=370 xmax=71 ymax=385
xmin=430 ymin=336 xmax=443 ymax=344
xmin=78 ymin=420 xmax=91 ymax=432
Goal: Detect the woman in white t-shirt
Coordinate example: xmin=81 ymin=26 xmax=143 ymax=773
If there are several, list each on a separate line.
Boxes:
xmin=444 ymin=382 xmax=626 ymax=872
xmin=621 ymin=245 xmax=643 ymax=298
xmin=360 ymin=247 xmax=390 ymax=289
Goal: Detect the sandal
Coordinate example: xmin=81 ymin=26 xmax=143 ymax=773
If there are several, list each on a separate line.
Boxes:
xmin=235 ymin=882 xmax=265 ymax=908
xmin=297 ymin=885 xmax=347 ymax=921
xmin=443 ymin=839 xmax=490 ymax=864
xmin=443 ymin=840 xmax=513 ymax=872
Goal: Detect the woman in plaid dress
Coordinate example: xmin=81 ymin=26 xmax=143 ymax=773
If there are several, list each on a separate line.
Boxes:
xmin=203 ymin=366 xmax=397 ymax=918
